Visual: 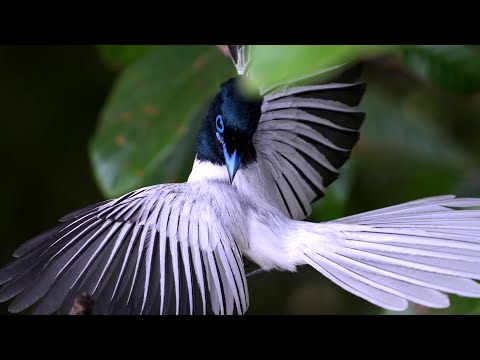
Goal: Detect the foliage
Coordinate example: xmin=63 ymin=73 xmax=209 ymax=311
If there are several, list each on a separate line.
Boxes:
xmin=92 ymin=46 xmax=235 ymax=197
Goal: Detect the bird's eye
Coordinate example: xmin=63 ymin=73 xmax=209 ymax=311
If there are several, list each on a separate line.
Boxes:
xmin=216 ymin=115 xmax=224 ymax=134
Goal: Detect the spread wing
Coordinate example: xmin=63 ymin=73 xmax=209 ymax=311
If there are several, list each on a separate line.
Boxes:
xmin=0 ymin=183 xmax=249 ymax=315
xmin=228 ymin=45 xmax=366 ymax=220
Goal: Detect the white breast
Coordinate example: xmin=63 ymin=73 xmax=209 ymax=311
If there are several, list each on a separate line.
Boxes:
xmin=188 ymin=158 xmax=231 ymax=183
xmin=188 ymin=156 xmax=297 ymax=271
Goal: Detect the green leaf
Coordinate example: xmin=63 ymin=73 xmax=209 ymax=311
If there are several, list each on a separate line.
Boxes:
xmin=247 ymin=44 xmax=480 ymax=95
xmin=433 ymin=296 xmax=480 ymax=315
xmin=90 ymin=45 xmax=235 ymax=198
xmin=399 ymin=45 xmax=480 ymax=95
xmin=97 ymin=45 xmax=157 ymax=69
xmin=348 ymin=81 xmax=476 ymax=243
xmin=358 ymin=83 xmax=473 ymax=170
xmin=309 ymin=159 xmax=355 ymax=222
xmin=249 ymin=45 xmax=396 ymax=91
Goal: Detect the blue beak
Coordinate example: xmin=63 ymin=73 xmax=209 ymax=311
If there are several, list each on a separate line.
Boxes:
xmin=223 ymin=146 xmax=242 ymax=183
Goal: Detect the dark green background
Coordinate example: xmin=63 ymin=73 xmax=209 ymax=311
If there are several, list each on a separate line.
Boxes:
xmin=0 ymin=45 xmax=479 ymax=315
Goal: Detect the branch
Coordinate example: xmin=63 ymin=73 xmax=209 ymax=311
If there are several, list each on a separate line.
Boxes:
xmin=69 ymin=293 xmax=95 ymax=315
xmin=216 ymin=45 xmax=230 ymax=58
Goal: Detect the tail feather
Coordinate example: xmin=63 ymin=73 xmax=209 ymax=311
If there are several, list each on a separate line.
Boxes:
xmin=335 ymin=195 xmax=480 ymax=223
xmin=299 ymin=195 xmax=480 ymax=311
xmin=303 ymin=252 xmax=410 ymax=310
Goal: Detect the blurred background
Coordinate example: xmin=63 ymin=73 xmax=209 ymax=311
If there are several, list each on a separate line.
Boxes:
xmin=0 ymin=45 xmax=479 ymax=315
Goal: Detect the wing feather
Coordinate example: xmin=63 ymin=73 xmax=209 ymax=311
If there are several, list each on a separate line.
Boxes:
xmin=230 ymin=47 xmax=367 ymax=220
xmin=0 ymin=183 xmax=249 ymax=315
xmin=255 ymin=65 xmax=365 ymax=220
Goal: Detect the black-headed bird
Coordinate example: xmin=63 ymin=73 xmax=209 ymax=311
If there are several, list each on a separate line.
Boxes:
xmin=1 ymin=45 xmax=480 ymax=315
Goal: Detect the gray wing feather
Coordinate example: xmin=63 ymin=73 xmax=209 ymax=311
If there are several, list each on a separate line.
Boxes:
xmin=254 ymin=63 xmax=366 ymax=220
xmin=0 ymin=183 xmax=248 ymax=315
xmin=226 ymin=46 xmax=366 ymax=220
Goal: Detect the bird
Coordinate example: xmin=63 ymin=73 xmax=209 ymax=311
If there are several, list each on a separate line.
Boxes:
xmin=1 ymin=45 xmax=480 ymax=315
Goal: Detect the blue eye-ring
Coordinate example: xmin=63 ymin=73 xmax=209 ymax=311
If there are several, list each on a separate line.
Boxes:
xmin=216 ymin=115 xmax=224 ymax=133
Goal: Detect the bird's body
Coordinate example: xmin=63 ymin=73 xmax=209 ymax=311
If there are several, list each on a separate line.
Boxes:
xmin=189 ymin=157 xmax=298 ymax=272
xmin=1 ymin=45 xmax=480 ymax=314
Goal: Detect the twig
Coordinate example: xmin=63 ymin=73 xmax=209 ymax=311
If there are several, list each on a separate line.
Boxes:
xmin=69 ymin=293 xmax=95 ymax=315
xmin=246 ymin=268 xmax=267 ymax=278
xmin=216 ymin=45 xmax=230 ymax=58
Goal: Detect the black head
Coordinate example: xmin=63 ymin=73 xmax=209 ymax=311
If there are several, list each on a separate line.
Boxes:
xmin=196 ymin=76 xmax=262 ymax=182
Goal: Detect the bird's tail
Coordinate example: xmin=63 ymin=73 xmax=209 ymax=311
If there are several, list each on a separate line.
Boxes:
xmin=294 ymin=195 xmax=480 ymax=311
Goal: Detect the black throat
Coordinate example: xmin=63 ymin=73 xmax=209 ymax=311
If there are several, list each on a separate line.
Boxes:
xmin=196 ymin=77 xmax=263 ymax=167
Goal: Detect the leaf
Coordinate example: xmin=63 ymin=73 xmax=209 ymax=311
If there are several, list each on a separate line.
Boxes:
xmin=248 ymin=45 xmax=396 ymax=91
xmin=97 ymin=45 xmax=158 ymax=69
xmin=247 ymin=45 xmax=480 ymax=95
xmin=347 ymin=81 xmax=475 ymax=214
xmin=434 ymin=296 xmax=480 ymax=315
xmin=399 ymin=45 xmax=480 ymax=95
xmin=90 ymin=45 xmax=235 ymax=198
xmin=309 ymin=159 xmax=355 ymax=222
xmin=358 ymin=83 xmax=473 ymax=169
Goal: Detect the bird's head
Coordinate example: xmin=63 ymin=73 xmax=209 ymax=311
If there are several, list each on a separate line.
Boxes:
xmin=196 ymin=76 xmax=262 ymax=183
